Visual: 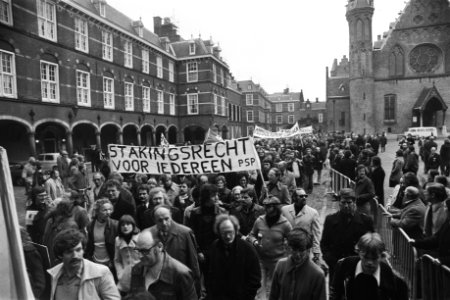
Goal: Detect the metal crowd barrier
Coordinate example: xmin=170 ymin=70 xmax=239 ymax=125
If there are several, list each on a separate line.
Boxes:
xmin=376 ymin=203 xmax=419 ymax=299
xmin=421 ymin=254 xmax=450 ymax=300
xmin=329 ymin=168 xmax=355 ymax=194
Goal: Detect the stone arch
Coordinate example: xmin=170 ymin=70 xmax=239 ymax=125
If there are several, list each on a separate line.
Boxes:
xmin=183 ymin=125 xmax=206 ymax=145
xmin=140 ymin=124 xmax=154 ymax=146
xmin=71 ymin=120 xmax=99 ymax=132
xmin=99 ymin=121 xmax=121 ymax=131
xmin=122 ymin=123 xmax=139 ymax=145
xmin=100 ymin=123 xmax=120 ymax=152
xmin=33 ymin=118 xmax=70 ymax=133
xmin=155 ymin=125 xmax=167 ymax=146
xmin=168 ymin=126 xmax=177 ymax=144
xmin=72 ymin=122 xmax=97 ymax=157
xmin=0 ymin=117 xmax=34 ymax=160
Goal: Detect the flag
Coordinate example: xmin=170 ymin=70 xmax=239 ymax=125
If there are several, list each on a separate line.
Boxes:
xmin=204 ymin=128 xmax=224 ymax=144
xmin=160 ymin=133 xmax=169 ymax=147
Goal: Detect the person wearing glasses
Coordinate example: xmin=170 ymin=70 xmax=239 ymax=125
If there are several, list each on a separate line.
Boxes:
xmin=321 ymin=188 xmax=374 ymax=278
xmin=247 ymin=196 xmax=292 ymax=300
xmin=269 ymin=227 xmax=326 ymax=300
xmin=281 ymin=188 xmax=323 ymax=265
xmin=129 ymin=229 xmax=197 ymax=300
xmin=48 ymin=228 xmax=120 ymax=300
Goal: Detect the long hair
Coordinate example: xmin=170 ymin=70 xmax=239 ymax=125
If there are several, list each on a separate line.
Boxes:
xmin=118 ymin=214 xmax=139 ymax=238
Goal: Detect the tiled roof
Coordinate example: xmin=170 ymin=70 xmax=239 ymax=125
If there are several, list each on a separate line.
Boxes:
xmin=267 ymin=93 xmax=301 ymax=102
xmin=72 ymin=0 xmax=163 ymax=49
xmin=171 ymin=39 xmax=211 ymax=57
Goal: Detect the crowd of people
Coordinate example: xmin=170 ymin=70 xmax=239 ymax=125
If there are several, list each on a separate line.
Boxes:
xmin=18 ymin=131 xmax=450 ymax=300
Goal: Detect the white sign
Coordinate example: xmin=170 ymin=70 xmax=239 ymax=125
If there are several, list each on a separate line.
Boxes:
xmin=108 ymin=137 xmax=260 ymax=175
xmin=253 ymin=124 xmax=313 ymax=139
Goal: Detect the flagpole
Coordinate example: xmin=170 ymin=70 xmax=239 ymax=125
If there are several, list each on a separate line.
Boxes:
xmin=0 ymin=147 xmax=34 ymax=299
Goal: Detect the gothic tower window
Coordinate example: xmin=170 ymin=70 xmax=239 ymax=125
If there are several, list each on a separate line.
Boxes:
xmin=389 ymin=46 xmax=404 ymax=77
xmin=384 ymin=94 xmax=396 ymax=122
xmin=356 ymin=19 xmax=363 ymax=41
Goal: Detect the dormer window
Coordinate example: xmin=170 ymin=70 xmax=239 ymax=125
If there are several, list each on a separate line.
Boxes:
xmin=247 ymin=84 xmax=252 ymax=90
xmin=99 ymin=2 xmax=106 ymax=17
xmin=189 ymin=42 xmax=196 ymax=55
xmin=138 ymin=27 xmax=143 ymax=38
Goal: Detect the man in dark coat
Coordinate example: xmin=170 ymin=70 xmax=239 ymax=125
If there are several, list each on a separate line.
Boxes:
xmin=369 ymin=157 xmax=385 ymax=206
xmin=105 ymin=179 xmax=136 ymax=221
xmin=147 ymin=205 xmax=201 ymax=296
xmin=320 ymin=188 xmax=374 ymax=278
xmin=206 ymin=214 xmax=261 ymax=300
xmin=439 ymin=139 xmax=450 ymax=176
xmin=339 ymin=150 xmax=357 ymax=180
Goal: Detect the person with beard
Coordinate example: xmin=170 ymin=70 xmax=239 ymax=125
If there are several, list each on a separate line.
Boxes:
xmin=269 ymin=228 xmax=326 ymax=300
xmin=188 ymin=184 xmax=226 ymax=275
xmin=321 ymin=188 xmax=374 ymax=278
xmin=135 ymin=184 xmax=152 ymax=230
xmin=48 ymin=228 xmax=120 ymax=300
xmin=206 ymin=214 xmax=261 ymax=300
xmin=281 ymin=188 xmax=323 ymax=265
xmin=230 ymin=187 xmax=265 ymax=236
xmin=247 ymin=196 xmax=292 ymax=300
xmin=330 ymin=233 xmax=408 ymax=300
xmin=259 ymin=167 xmax=291 ymax=205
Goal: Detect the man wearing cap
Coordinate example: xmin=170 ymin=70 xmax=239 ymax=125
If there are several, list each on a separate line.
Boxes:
xmin=390 ymin=186 xmax=426 ymax=240
xmin=321 ymin=188 xmax=374 ymax=277
xmin=130 ymin=230 xmax=197 ymax=299
xmin=145 ymin=205 xmax=201 ymax=296
xmin=247 ymin=196 xmax=292 ymax=300
xmin=412 ymin=199 xmax=450 ymax=267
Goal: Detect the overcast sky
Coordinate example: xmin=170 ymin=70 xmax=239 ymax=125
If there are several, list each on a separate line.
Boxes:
xmin=107 ymin=0 xmax=407 ymax=101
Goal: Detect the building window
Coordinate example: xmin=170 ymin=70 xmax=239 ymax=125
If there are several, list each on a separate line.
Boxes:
xmin=37 ymin=0 xmax=57 ymax=41
xmin=138 ymin=27 xmax=143 ymax=38
xmin=0 ymin=50 xmax=16 ymax=98
xmin=74 ymin=18 xmax=88 ymax=53
xmin=276 ymin=115 xmax=282 ymax=124
xmin=220 ymin=68 xmax=224 ymax=85
xmin=212 ymin=63 xmax=217 ymax=83
xmin=189 ymin=42 xmax=195 ymax=55
xmin=187 ymin=93 xmax=198 ymax=115
xmin=124 ymin=41 xmax=133 ymax=68
xmin=124 ymin=82 xmax=134 ymax=111
xmin=156 ymin=55 xmax=163 ymax=78
xmin=169 ymin=93 xmax=175 ymax=115
xmin=228 ymin=103 xmax=232 ymax=120
xmin=103 ymin=77 xmax=114 ymax=109
xmin=99 ymin=2 xmax=106 ymax=17
xmin=76 ymin=70 xmax=90 ymax=106
xmin=102 ymin=31 xmax=113 ymax=61
xmin=246 ymin=94 xmax=253 ymax=106
xmin=288 ymin=115 xmax=294 ymax=124
xmin=318 ymin=113 xmax=323 ymax=123
xmin=213 ymin=94 xmax=218 ymax=115
xmin=384 ymin=94 xmax=396 ymax=122
xmin=276 ymin=104 xmax=283 ymax=112
xmin=247 ymin=110 xmax=254 ymax=122
xmin=389 ymin=46 xmax=404 ymax=77
xmin=168 ymin=61 xmax=174 ymax=82
xmin=142 ymin=86 xmax=150 ymax=112
xmin=247 ymin=84 xmax=252 ymax=90
xmin=221 ymin=96 xmax=227 ymax=117
xmin=142 ymin=49 xmax=149 ymax=74
xmin=0 ymin=0 xmax=13 ymax=25
xmin=288 ymin=103 xmax=294 ymax=112
xmin=187 ymin=62 xmax=198 ymax=82
xmin=40 ymin=61 xmax=59 ymax=102
xmin=157 ymin=90 xmax=164 ymax=114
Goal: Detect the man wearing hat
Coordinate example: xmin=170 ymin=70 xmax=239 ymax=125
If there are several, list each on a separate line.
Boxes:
xmin=321 ymin=188 xmax=374 ymax=278
xmin=390 ymin=186 xmax=426 ymax=240
xmin=247 ymin=196 xmax=292 ymax=300
xmin=412 ymin=198 xmax=450 ymax=267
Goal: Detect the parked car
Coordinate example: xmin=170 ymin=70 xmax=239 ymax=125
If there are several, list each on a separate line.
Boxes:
xmin=9 ymin=161 xmax=25 ymax=186
xmin=37 ymin=153 xmax=59 ymax=172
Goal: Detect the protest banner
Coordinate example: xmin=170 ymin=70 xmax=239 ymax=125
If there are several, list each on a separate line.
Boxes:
xmin=108 ymin=137 xmax=261 ymax=175
xmin=253 ymin=123 xmax=313 ymax=139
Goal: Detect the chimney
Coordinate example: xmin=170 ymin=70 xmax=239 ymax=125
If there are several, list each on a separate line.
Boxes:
xmin=213 ymin=46 xmax=221 ymax=58
xmin=283 ymin=87 xmax=289 ymax=94
xmin=316 ymin=97 xmax=319 ymax=103
xmin=153 ymin=16 xmax=162 ymax=35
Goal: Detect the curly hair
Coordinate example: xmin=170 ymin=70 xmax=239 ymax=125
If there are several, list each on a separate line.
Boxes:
xmin=53 ymin=228 xmax=87 ymax=259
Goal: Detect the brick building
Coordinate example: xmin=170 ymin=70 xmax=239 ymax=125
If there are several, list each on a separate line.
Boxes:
xmin=0 ymin=0 xmax=247 ymax=161
xmin=327 ymin=0 xmax=450 ymax=135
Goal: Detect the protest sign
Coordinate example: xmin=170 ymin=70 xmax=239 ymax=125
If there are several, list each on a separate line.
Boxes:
xmin=108 ymin=137 xmax=260 ymax=175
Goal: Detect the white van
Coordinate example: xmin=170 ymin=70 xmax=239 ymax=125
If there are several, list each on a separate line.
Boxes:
xmin=404 ymin=127 xmax=437 ymax=138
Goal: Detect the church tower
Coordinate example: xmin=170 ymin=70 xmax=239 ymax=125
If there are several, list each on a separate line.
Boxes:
xmin=346 ymin=0 xmax=375 ymax=134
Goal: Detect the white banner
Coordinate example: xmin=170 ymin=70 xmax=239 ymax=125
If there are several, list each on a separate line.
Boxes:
xmin=253 ymin=124 xmax=312 ymax=139
xmin=108 ymin=137 xmax=261 ymax=175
